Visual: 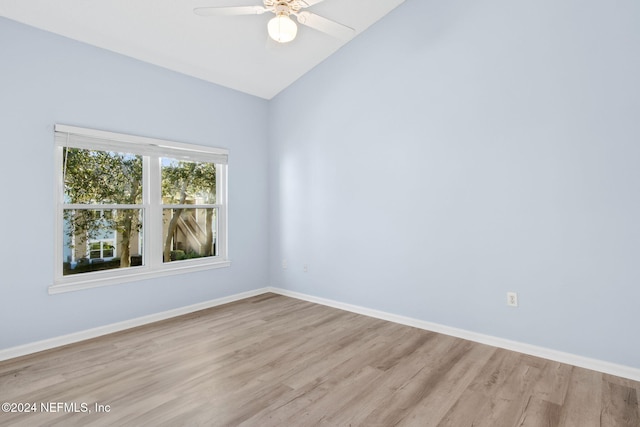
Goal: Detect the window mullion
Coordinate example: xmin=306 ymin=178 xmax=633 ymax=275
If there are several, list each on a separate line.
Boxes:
xmin=218 ymin=164 xmax=228 ymax=259
xmin=146 ymin=155 xmax=162 ymax=269
xmin=62 ymin=204 xmax=143 ymax=210
xmin=161 ymin=204 xmax=221 ymax=209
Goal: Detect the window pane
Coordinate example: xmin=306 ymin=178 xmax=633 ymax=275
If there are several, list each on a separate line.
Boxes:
xmin=63 ymin=209 xmax=144 ymax=275
xmin=162 ymin=208 xmax=217 ymax=263
xmin=63 ymin=148 xmax=142 ymax=204
xmin=161 ymin=158 xmax=216 ymax=204
xmin=103 ymin=244 xmax=114 ymax=258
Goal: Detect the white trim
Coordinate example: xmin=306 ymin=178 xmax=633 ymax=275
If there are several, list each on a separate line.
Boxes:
xmin=267 ymin=287 xmax=640 ymax=382
xmin=6 ymin=286 xmax=639 ymax=382
xmin=63 ymin=204 xmax=143 ymax=210
xmin=55 ymin=124 xmax=228 ymax=158
xmin=54 ymin=124 xmax=230 ymax=294
xmin=0 ymin=288 xmax=268 ymax=362
xmin=54 ymin=144 xmax=64 ymax=280
xmin=161 ymin=204 xmax=222 ymax=209
xmin=49 ymin=259 xmax=232 ymax=294
xmin=147 ymin=154 xmax=161 ymax=271
xmin=217 ymin=164 xmax=228 ymax=259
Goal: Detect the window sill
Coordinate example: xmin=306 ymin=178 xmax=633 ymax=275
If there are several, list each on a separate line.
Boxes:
xmin=49 ymin=259 xmax=231 ymax=294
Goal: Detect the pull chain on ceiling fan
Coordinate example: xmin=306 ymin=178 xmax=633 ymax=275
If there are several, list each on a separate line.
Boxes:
xmin=194 ymin=0 xmax=355 ymax=43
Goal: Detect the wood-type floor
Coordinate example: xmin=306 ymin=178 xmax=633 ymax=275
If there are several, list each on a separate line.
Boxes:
xmin=1 ymin=293 xmax=638 ymax=426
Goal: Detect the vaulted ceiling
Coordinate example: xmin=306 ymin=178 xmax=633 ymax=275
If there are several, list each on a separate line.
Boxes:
xmin=0 ymin=0 xmax=405 ymax=99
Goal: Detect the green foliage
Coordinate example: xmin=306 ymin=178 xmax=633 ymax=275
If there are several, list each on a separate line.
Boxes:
xmin=62 ymin=149 xmax=217 ymax=266
xmin=63 ymin=257 xmax=122 ymax=275
xmin=162 ymin=159 xmax=216 ymax=204
xmin=162 ymin=159 xmax=216 ymax=262
xmin=170 ymin=250 xmax=186 ymax=261
xmin=63 ymin=147 xmax=143 ymax=237
xmin=170 ymin=249 xmax=206 ymax=261
xmin=63 ymin=148 xmax=143 ymax=266
xmin=63 ymin=148 xmax=142 ymax=205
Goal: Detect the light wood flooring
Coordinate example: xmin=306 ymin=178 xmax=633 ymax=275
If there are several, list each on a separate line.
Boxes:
xmin=1 ymin=293 xmax=638 ymax=426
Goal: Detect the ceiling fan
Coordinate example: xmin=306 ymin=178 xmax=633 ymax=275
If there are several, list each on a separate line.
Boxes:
xmin=194 ymin=0 xmax=356 ymax=44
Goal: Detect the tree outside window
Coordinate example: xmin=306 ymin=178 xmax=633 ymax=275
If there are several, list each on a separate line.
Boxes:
xmin=54 ymin=124 xmax=229 ymax=293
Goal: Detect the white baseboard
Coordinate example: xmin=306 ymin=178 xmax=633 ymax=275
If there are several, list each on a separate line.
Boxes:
xmin=0 ymin=288 xmax=269 ymax=363
xmin=4 ymin=286 xmax=639 ymax=383
xmin=267 ymin=287 xmax=640 ymax=382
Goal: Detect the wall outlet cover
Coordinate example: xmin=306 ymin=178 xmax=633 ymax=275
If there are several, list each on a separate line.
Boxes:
xmin=507 ymin=292 xmax=518 ymax=307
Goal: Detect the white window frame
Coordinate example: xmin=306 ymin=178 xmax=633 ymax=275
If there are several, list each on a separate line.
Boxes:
xmin=51 ymin=124 xmax=230 ymax=294
xmin=85 ymin=209 xmax=117 ymax=261
xmin=88 ymin=239 xmax=116 ymax=260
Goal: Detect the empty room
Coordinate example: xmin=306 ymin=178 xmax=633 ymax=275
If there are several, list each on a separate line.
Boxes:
xmin=1 ymin=0 xmax=639 ymax=425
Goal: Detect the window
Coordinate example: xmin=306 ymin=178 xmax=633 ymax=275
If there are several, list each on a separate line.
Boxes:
xmin=52 ymin=124 xmax=229 ymax=293
xmin=161 ymin=158 xmax=219 ymax=262
xmin=89 ymin=240 xmax=115 ymax=259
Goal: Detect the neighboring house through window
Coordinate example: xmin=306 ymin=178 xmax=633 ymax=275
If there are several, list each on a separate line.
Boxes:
xmin=52 ymin=124 xmax=229 ymax=294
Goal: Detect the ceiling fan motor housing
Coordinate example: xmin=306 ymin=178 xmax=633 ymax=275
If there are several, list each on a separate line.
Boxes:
xmin=274 ymin=3 xmax=290 ymax=16
xmin=264 ymin=0 xmax=304 ymax=16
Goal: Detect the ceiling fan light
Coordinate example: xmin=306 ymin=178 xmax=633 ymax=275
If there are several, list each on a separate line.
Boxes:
xmin=268 ymin=14 xmax=297 ymax=43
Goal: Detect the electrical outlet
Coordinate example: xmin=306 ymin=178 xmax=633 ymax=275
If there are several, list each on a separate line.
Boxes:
xmin=282 ymin=259 xmax=287 ymax=270
xmin=303 ymin=264 xmax=308 ymax=273
xmin=507 ymin=292 xmax=518 ymax=307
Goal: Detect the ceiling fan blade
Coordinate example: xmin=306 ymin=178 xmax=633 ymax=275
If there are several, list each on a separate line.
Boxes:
xmin=194 ymin=6 xmax=269 ymax=16
xmin=298 ymin=0 xmax=327 ymax=7
xmin=294 ymin=11 xmax=355 ymax=41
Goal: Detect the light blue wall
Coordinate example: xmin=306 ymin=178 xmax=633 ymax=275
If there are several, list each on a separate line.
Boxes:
xmin=2 ymin=0 xmax=640 ymax=370
xmin=0 ymin=18 xmax=269 ymax=349
xmin=269 ymin=0 xmax=640 ymax=368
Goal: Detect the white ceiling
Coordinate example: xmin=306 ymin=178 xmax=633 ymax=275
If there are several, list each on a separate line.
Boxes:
xmin=0 ymin=0 xmax=405 ymax=99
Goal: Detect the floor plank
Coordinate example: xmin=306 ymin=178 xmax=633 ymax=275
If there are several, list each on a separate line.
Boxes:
xmin=1 ymin=293 xmax=638 ymax=426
